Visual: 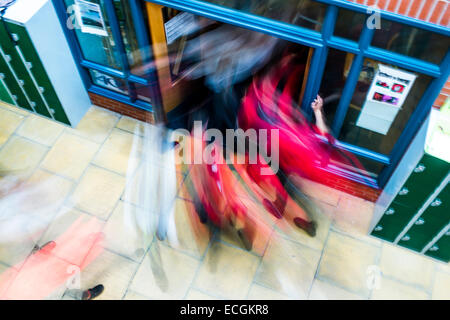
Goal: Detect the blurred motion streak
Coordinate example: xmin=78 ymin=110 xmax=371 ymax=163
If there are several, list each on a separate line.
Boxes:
xmin=0 ymin=215 xmax=104 ymax=300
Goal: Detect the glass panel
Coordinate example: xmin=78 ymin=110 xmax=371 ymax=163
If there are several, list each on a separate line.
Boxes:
xmin=334 ymin=8 xmax=366 ymax=41
xmin=65 ymin=0 xmax=122 ymax=69
xmin=135 ymin=83 xmax=152 ymax=103
xmin=162 ymin=7 xmax=206 ymax=82
xmin=89 ymin=69 xmax=128 ymax=94
xmin=201 ymin=0 xmax=327 ymax=31
xmin=372 ymin=20 xmax=449 ymax=65
xmin=338 ymin=58 xmax=432 ymax=155
xmin=330 ymin=153 xmax=385 ymax=179
xmin=114 ymin=0 xmax=149 ymax=74
xmin=318 ymin=49 xmax=354 ymax=127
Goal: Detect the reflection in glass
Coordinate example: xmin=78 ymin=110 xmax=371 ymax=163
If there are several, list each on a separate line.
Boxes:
xmin=372 ymin=20 xmax=449 ymax=64
xmin=330 ymin=152 xmax=385 ymax=179
xmin=135 ymin=83 xmax=152 ymax=103
xmin=114 ymin=0 xmax=148 ymax=74
xmin=338 ymin=58 xmax=432 ymax=155
xmin=318 ymin=49 xmax=353 ymax=127
xmin=65 ymin=0 xmax=122 ymax=68
xmin=65 ymin=0 xmax=149 ymax=72
xmin=161 ymin=7 xmax=206 ymax=82
xmin=334 ymin=9 xmax=366 ymax=41
xmin=89 ymin=69 xmax=128 ymax=94
xmin=202 ymin=0 xmax=327 ymax=31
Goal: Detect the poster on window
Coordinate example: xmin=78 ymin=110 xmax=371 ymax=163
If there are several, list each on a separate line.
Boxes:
xmin=367 ymin=65 xmax=417 ymax=108
xmin=74 ymin=0 xmax=108 ymax=37
xmin=164 ymin=12 xmax=197 ymax=45
xmin=356 ymin=65 xmax=417 ymax=135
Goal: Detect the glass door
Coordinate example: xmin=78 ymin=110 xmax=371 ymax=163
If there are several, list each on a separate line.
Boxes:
xmin=142 ymin=2 xmax=316 ymax=117
xmin=63 ymin=0 xmax=153 ymax=106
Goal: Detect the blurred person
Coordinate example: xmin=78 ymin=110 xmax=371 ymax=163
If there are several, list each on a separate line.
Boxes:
xmin=0 ymin=171 xmax=105 ymax=300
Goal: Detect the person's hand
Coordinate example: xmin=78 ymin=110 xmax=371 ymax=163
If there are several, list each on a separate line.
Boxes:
xmin=311 ymin=95 xmax=323 ymax=113
xmin=311 ymin=95 xmax=329 ymax=134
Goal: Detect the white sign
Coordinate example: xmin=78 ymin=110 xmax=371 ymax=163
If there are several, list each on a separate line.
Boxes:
xmin=74 ymin=0 xmax=108 ymax=37
xmin=164 ymin=12 xmax=197 ymax=45
xmin=356 ymin=65 xmax=417 ymax=135
xmin=91 ymin=69 xmax=127 ymax=94
xmin=367 ymin=65 xmax=417 ymax=109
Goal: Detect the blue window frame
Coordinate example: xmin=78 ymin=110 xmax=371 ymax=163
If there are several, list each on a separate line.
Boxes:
xmin=52 ymin=0 xmax=450 ymax=189
xmin=52 ymin=0 xmax=162 ymax=116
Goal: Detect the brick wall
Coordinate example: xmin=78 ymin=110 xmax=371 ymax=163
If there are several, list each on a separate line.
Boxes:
xmin=321 ymin=174 xmax=382 ymax=202
xmin=88 ymin=1 xmax=449 ymax=201
xmin=349 ymin=0 xmax=450 ymax=26
xmin=338 ymin=0 xmax=449 ymax=200
xmin=88 ymin=93 xmax=155 ymax=123
xmin=433 ymin=80 xmax=450 ymax=109
xmin=90 ymin=1 xmax=449 ymax=118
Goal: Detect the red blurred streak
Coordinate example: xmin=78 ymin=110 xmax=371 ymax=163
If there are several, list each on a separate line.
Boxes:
xmin=185 ymin=135 xmax=274 ymax=241
xmin=234 ymin=155 xmax=313 ymax=235
xmin=0 ymin=217 xmax=104 ymax=300
xmin=239 ymin=55 xmax=369 ymax=188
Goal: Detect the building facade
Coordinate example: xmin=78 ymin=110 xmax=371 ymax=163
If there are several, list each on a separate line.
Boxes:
xmin=350 ymin=0 xmax=450 ymax=111
xmin=1 ymin=0 xmax=448 ymax=201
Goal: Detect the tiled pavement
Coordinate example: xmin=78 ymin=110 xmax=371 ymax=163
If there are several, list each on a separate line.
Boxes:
xmin=0 ymin=102 xmax=449 ymax=300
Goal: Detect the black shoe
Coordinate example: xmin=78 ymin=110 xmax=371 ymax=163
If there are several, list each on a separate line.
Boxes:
xmin=82 ymin=284 xmax=104 ymax=300
xmin=262 ymin=199 xmax=283 ymax=219
xmin=237 ymin=229 xmax=253 ymax=251
xmin=31 ymin=241 xmax=56 ymax=254
xmin=293 ymin=218 xmax=317 ymax=237
xmin=194 ymin=200 xmax=208 ymax=224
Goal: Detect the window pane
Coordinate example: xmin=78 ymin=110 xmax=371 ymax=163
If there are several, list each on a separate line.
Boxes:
xmin=161 ymin=7 xmax=206 ymax=82
xmin=319 ymin=51 xmax=386 ymax=179
xmin=201 ymin=0 xmax=327 ymax=31
xmin=89 ymin=69 xmax=128 ymax=94
xmin=135 ymin=83 xmax=152 ymax=103
xmin=372 ymin=20 xmax=449 ymax=64
xmin=147 ymin=6 xmax=313 ymax=130
xmin=65 ymin=0 xmax=122 ymax=69
xmin=318 ymin=49 xmax=353 ymax=127
xmin=114 ymin=0 xmax=147 ymax=73
xmin=338 ymin=58 xmax=432 ymax=155
xmin=334 ymin=8 xmax=366 ymax=41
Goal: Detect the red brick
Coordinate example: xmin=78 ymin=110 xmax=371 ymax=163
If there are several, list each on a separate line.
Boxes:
xmin=418 ymin=0 xmax=435 ymax=20
xmin=311 ymin=171 xmax=381 ymax=201
xmin=434 ymin=94 xmax=448 ymax=106
xmin=408 ymin=0 xmax=423 ymax=18
xmin=378 ymin=0 xmax=388 ymax=10
xmin=387 ymin=0 xmax=400 ymax=12
xmin=88 ymin=92 xmax=155 ymax=123
xmin=429 ymin=0 xmax=447 ymax=23
xmin=440 ymin=4 xmax=450 ymax=25
xmin=397 ymin=0 xmax=409 ymax=14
